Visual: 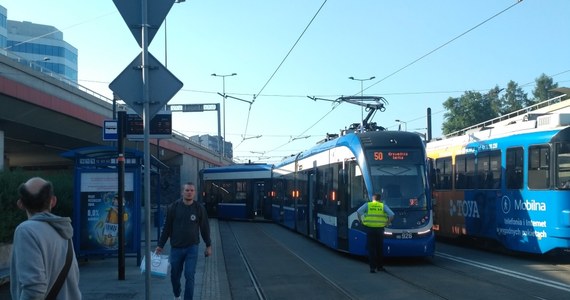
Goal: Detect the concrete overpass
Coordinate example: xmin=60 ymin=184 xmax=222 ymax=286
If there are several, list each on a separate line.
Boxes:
xmin=0 ymin=52 xmax=228 ymax=185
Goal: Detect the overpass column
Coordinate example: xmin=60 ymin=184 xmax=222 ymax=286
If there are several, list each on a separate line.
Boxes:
xmin=0 ymin=131 xmax=4 ymax=171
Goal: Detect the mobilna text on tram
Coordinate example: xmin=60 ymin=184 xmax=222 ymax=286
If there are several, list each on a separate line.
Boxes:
xmin=426 ymin=93 xmax=570 ymax=255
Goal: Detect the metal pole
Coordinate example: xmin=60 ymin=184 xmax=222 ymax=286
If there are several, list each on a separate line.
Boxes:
xmin=117 ymin=111 xmax=126 ymax=280
xmin=222 ymin=76 xmax=226 ymax=159
xmin=211 ymin=73 xmax=236 ymax=160
xmin=360 ymin=81 xmax=364 ymax=128
xmin=141 ymin=0 xmax=152 ymax=298
xmin=164 ymin=17 xmax=168 ymax=68
xmin=216 ymin=103 xmax=222 ymax=162
xmin=349 ymin=76 xmax=375 ymax=132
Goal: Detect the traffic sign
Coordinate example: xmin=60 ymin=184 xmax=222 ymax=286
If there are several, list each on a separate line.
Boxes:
xmin=109 ymin=52 xmax=183 ymax=119
xmin=112 ymin=0 xmax=175 ymax=47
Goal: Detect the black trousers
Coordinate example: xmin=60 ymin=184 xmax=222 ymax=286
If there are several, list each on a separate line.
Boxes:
xmin=365 ymin=226 xmax=385 ymax=270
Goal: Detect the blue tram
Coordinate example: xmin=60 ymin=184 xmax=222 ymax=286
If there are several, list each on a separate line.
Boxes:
xmin=199 ymin=163 xmax=273 ymax=220
xmin=427 ymin=102 xmax=570 ymax=254
xmin=272 ymin=129 xmax=435 ymax=257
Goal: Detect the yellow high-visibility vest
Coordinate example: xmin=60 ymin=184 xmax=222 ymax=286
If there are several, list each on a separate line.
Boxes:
xmin=362 ymin=201 xmax=388 ymax=228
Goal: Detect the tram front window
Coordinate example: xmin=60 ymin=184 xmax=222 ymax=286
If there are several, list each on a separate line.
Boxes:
xmin=369 ymin=164 xmax=427 ymax=209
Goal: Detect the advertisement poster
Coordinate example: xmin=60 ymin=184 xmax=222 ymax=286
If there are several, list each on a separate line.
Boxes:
xmin=78 ymin=172 xmax=137 ymax=252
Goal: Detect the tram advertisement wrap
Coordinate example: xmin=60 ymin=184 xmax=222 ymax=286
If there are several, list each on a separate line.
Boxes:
xmin=78 ymin=172 xmax=135 ymax=252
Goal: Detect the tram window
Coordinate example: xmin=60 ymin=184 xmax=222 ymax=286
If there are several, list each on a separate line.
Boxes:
xmin=349 ymin=162 xmax=367 ymax=209
xmin=220 ymin=182 xmax=234 ymax=203
xmin=478 ymin=150 xmax=501 ymax=189
xmin=528 ymin=145 xmax=550 ymax=189
xmin=506 ymin=147 xmax=523 ymax=189
xmin=235 ymin=181 xmax=247 ymax=201
xmin=556 ymin=143 xmax=570 ymax=189
xmin=435 ymin=157 xmax=452 ymax=190
xmin=455 ymin=154 xmax=475 ymax=189
xmin=466 ymin=154 xmax=476 ymax=189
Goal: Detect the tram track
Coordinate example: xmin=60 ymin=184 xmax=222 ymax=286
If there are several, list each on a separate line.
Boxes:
xmin=219 ymin=221 xmax=569 ymax=300
xmin=226 ymin=221 xmax=266 ymax=300
xmin=222 ymin=221 xmax=359 ymax=300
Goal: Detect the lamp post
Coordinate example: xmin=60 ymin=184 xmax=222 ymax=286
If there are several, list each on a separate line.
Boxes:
xmin=395 ymin=119 xmax=407 ymax=131
xmin=211 ymin=73 xmax=237 ymax=158
xmin=348 ymin=76 xmax=375 ymax=130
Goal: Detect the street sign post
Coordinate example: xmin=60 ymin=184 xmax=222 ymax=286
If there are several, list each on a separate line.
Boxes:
xmin=110 ymin=1 xmax=182 ymax=297
xmin=109 ymin=53 xmax=183 ymax=119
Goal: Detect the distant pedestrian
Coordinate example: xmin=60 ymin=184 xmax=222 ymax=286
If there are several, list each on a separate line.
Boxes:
xmin=11 ymin=177 xmax=82 ymax=299
xmin=156 ymin=182 xmax=211 ymax=300
xmin=357 ymin=193 xmax=394 ymax=273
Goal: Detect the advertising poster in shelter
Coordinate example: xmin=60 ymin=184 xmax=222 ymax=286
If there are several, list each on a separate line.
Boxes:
xmin=78 ymin=172 xmax=136 ymax=252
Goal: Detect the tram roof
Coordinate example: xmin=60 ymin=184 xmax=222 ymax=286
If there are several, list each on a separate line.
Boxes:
xmin=201 ymin=163 xmax=273 ymax=174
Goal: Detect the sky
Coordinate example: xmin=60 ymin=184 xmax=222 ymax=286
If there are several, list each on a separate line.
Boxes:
xmin=3 ymin=0 xmax=570 ymax=164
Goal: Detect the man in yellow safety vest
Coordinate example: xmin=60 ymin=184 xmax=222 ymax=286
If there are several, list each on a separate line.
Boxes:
xmin=357 ymin=193 xmax=395 ymax=273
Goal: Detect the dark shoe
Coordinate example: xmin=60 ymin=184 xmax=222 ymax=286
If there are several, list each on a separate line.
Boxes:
xmin=370 ymin=269 xmax=376 ymax=273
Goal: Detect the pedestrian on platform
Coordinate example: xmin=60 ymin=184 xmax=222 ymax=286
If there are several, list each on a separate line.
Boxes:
xmin=11 ymin=177 xmax=82 ymax=299
xmin=156 ymin=182 xmax=212 ymax=300
xmin=357 ymin=192 xmax=394 ymax=273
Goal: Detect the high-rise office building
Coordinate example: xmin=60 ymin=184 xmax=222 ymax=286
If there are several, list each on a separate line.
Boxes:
xmin=0 ymin=4 xmax=78 ymax=83
xmin=0 ymin=6 xmax=7 ymax=54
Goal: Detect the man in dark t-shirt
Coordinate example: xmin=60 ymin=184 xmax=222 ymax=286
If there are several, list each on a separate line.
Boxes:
xmin=156 ymin=182 xmax=211 ymax=300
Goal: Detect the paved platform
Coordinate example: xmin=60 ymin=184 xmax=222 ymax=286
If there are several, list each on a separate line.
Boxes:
xmin=0 ymin=219 xmax=230 ymax=300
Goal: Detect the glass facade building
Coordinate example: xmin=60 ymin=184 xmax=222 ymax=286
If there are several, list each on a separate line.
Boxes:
xmin=0 ymin=6 xmax=7 ymax=53
xmin=0 ymin=5 xmax=78 ymax=83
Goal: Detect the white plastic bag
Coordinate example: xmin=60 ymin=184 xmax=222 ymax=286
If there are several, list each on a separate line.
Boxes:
xmin=140 ymin=252 xmax=169 ymax=278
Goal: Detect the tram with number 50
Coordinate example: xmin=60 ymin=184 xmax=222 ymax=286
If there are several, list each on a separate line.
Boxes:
xmin=271 ymin=96 xmax=435 ymax=257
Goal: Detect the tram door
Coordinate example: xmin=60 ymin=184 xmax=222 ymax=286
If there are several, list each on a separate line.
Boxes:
xmin=296 ymin=170 xmax=309 ymax=235
xmin=253 ymin=181 xmax=265 ymax=219
xmin=308 ymin=170 xmax=316 ymax=238
xmin=337 ymin=164 xmax=349 ymax=251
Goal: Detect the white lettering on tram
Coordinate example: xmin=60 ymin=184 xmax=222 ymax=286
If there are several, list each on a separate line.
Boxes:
xmin=449 ymin=199 xmax=480 ymax=218
xmin=513 ymin=199 xmax=546 ymax=212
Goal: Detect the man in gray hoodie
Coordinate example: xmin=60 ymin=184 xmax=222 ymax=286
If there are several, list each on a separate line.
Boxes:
xmin=10 ymin=177 xmax=82 ymax=299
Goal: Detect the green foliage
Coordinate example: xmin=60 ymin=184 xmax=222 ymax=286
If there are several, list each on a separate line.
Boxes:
xmin=0 ymin=170 xmax=73 ymax=243
xmin=442 ymin=90 xmax=499 ymax=135
xmin=500 ymin=81 xmax=527 ymax=114
xmin=441 ymin=74 xmax=562 ymax=135
xmin=531 ymin=73 xmax=559 ymax=104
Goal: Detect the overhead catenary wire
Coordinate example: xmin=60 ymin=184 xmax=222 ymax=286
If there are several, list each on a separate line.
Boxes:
xmin=237 ymin=0 xmax=328 ymax=143
xmin=361 ymin=0 xmax=525 ymax=95
xmin=257 ymin=0 xmax=526 ymax=161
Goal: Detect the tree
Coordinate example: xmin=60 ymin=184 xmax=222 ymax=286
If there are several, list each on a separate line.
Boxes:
xmin=530 ymin=73 xmax=559 ymax=105
xmin=442 ymin=90 xmax=498 ymax=135
xmin=439 ymin=74 xmax=561 ymax=137
xmin=500 ymin=80 xmax=527 ymax=115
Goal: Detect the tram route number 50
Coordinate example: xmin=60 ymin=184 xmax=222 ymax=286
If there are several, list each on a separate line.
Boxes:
xmin=374 ymin=151 xmax=383 ymax=160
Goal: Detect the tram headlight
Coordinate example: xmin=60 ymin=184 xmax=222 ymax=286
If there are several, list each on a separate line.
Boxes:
xmin=417 ymin=228 xmax=432 ymax=236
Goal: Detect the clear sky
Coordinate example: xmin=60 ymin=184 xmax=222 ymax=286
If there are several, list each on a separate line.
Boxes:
xmin=3 ymin=0 xmax=570 ymax=164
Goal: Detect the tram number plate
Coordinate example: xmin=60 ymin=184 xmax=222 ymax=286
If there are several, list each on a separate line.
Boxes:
xmin=397 ymin=232 xmax=413 ymax=239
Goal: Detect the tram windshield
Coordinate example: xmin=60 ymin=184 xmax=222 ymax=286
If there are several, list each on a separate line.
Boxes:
xmin=368 ymin=163 xmax=427 ymax=209
xmin=556 ymin=142 xmax=570 ymax=189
